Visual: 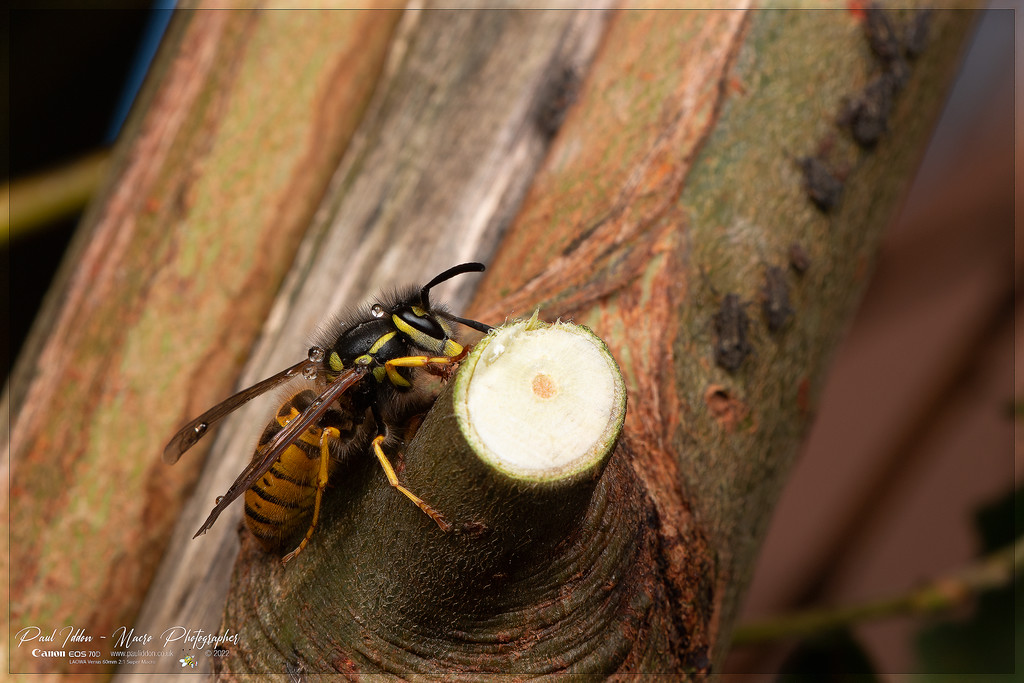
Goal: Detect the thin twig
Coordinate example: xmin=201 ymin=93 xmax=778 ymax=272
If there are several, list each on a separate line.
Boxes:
xmin=731 ymin=537 xmax=1024 ymax=646
xmin=3 ymin=148 xmax=110 ymax=242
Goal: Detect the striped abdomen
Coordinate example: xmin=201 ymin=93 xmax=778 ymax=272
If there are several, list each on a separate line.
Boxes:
xmin=243 ymin=390 xmax=363 ymax=551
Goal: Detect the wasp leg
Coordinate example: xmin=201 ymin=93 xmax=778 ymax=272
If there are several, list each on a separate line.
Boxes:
xmin=282 ymin=426 xmax=339 ymax=563
xmin=385 ymin=346 xmax=470 ymax=384
xmin=386 ymin=342 xmax=469 ymax=370
xmin=371 ymin=434 xmax=451 ymax=532
xmin=384 ymin=355 xmax=451 ymax=385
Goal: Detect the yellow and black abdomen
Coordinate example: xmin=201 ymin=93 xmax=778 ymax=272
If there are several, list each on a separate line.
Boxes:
xmin=243 ymin=389 xmax=363 ymax=552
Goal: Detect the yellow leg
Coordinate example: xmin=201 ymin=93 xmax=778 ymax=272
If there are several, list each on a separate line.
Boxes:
xmin=385 ymin=347 xmax=473 ymax=385
xmin=371 ymin=435 xmax=451 ymax=532
xmin=386 ymin=355 xmax=457 ymax=368
xmin=385 ymin=355 xmax=449 ymax=383
xmin=282 ymin=426 xmax=339 ymax=563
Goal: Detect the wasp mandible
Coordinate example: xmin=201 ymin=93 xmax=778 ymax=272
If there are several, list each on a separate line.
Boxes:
xmin=164 ymin=263 xmax=493 ymax=562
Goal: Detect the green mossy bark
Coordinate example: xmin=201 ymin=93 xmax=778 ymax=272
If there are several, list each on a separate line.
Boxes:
xmin=468 ymin=7 xmax=978 ymax=671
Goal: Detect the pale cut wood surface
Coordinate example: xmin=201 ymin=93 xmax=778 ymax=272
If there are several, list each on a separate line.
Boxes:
xmin=116 ymin=7 xmax=611 ymax=679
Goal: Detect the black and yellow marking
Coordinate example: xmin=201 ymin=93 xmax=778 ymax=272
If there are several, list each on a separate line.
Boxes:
xmin=391 ymin=313 xmax=432 ymax=350
xmin=242 ymin=392 xmax=352 ymax=553
xmin=281 ymin=424 xmax=337 ymax=563
xmin=240 ymin=347 xmax=473 ymax=555
xmin=328 ymin=351 xmax=344 ymax=372
xmin=369 ymin=331 xmax=397 ymax=355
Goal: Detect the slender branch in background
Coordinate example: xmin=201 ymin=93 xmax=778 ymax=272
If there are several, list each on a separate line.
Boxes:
xmin=731 ymin=537 xmax=1024 ymax=646
xmin=3 ymin=149 xmax=110 ymax=243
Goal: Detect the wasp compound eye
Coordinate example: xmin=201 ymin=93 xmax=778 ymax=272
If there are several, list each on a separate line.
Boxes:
xmin=395 ymin=306 xmax=445 ymax=340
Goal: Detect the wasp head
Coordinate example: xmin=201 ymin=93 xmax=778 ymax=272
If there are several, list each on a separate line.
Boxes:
xmin=389 ymin=262 xmax=492 ymax=358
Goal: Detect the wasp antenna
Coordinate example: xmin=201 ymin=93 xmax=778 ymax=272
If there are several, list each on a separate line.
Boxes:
xmin=420 ymin=262 xmax=486 ymax=308
xmin=450 ymin=314 xmax=493 ymax=334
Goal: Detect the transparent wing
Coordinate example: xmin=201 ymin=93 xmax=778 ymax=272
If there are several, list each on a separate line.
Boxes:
xmin=192 ymin=367 xmax=368 ymax=538
xmin=162 ymin=358 xmax=316 ymax=465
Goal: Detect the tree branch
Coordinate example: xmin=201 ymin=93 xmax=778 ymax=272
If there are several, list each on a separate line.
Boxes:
xmin=221 ymin=319 xmax=656 ymax=674
xmin=6 ymin=7 xmax=403 ymax=676
xmin=118 ymin=7 xmax=612 ymax=679
xmin=5 ymin=5 xmax=977 ymax=679
xmin=3 ymin=149 xmax=110 ymax=242
xmin=731 ymin=537 xmax=1024 ymax=645
xmin=468 ymin=5 xmax=977 ymax=670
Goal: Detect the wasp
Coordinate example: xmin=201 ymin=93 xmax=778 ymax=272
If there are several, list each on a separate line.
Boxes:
xmin=163 ymin=263 xmax=493 ymax=562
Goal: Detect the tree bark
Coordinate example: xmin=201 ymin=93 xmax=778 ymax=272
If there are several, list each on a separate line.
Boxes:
xmin=468 ymin=6 xmax=978 ymax=670
xmin=5 ymin=4 xmax=976 ymax=680
xmin=117 ymin=6 xmax=611 ymax=680
xmin=217 ymin=6 xmax=975 ymax=677
xmin=5 ymin=6 xmax=402 ymax=677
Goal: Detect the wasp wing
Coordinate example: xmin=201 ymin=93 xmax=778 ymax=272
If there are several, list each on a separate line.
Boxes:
xmin=162 ymin=358 xmax=316 ymax=465
xmin=192 ymin=367 xmax=368 ymax=538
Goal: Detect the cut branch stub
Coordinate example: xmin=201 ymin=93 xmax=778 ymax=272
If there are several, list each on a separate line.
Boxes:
xmin=222 ymin=319 xmax=717 ymax=675
xmin=373 ymin=317 xmax=630 ymax=620
xmin=457 ymin=315 xmax=626 ymax=484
